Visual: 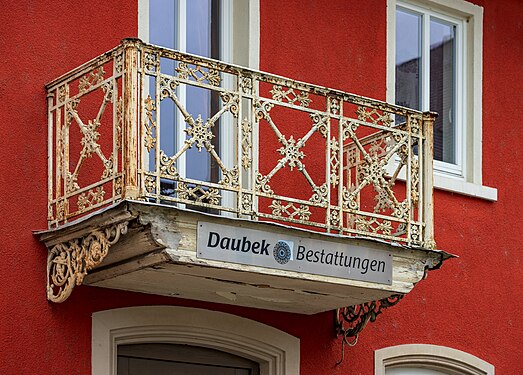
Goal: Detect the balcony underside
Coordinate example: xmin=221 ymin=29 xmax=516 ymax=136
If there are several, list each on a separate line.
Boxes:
xmin=38 ymin=200 xmax=451 ymax=314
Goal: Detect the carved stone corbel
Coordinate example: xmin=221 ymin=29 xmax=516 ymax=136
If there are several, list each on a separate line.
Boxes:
xmin=46 ymin=221 xmax=129 ymax=303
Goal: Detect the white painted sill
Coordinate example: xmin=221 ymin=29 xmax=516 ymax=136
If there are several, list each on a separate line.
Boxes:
xmin=386 ymin=162 xmax=498 ymax=202
xmin=433 ymin=172 xmax=497 ymax=201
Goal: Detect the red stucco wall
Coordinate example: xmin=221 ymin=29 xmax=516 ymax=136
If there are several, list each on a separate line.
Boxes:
xmin=0 ymin=0 xmax=521 ymax=374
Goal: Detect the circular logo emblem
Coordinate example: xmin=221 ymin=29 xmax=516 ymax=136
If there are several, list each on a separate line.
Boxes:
xmin=273 ymin=241 xmax=292 ymax=264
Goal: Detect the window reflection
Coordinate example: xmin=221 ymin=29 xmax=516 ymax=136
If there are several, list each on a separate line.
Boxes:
xmin=395 ymin=9 xmax=421 ymax=111
xmin=430 ymin=18 xmax=455 ymax=163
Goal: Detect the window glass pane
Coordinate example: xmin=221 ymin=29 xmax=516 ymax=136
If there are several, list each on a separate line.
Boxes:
xmin=396 ymin=9 xmax=421 ymax=111
xmin=186 ymin=0 xmax=212 ymax=182
xmin=186 ymin=0 xmax=211 ymax=56
xmin=149 ymin=0 xmax=220 ymax=184
xmin=150 ymin=0 xmax=177 ymax=49
xmin=186 ymin=86 xmax=212 ymax=182
xmin=430 ymin=18 xmax=456 ymax=163
xmin=150 ymin=0 xmax=178 ymax=179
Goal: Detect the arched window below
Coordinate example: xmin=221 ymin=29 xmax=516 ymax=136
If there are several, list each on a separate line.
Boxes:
xmin=375 ymin=344 xmax=494 ymax=375
xmin=92 ymin=306 xmax=299 ymax=375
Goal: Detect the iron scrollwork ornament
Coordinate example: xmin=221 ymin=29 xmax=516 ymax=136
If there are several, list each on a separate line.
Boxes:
xmin=335 ymin=294 xmax=404 ymax=364
xmin=46 ymin=221 xmax=129 ymax=303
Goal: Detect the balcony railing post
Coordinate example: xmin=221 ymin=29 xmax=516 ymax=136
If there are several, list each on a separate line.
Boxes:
xmin=47 ymin=92 xmax=54 ymax=225
xmin=121 ymin=38 xmax=142 ymax=200
xmin=422 ymin=111 xmax=437 ymax=249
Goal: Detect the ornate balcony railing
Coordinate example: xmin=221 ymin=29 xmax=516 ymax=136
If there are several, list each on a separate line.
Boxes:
xmin=46 ymin=38 xmax=436 ymax=248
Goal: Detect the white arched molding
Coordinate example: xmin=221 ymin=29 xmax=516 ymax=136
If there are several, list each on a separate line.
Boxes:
xmin=375 ymin=344 xmax=494 ymax=375
xmin=92 ymin=306 xmax=300 ymax=375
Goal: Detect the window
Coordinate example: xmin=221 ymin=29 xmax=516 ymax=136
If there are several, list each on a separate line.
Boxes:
xmin=138 ymin=0 xmax=260 ymax=209
xmin=147 ymin=0 xmax=222 ymax=186
xmin=387 ymin=0 xmax=497 ymax=201
xmin=92 ymin=306 xmax=300 ymax=375
xmin=375 ymin=344 xmax=495 ymax=375
xmin=395 ymin=3 xmax=462 ymax=170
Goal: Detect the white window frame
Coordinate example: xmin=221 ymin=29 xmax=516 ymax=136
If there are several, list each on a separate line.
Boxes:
xmin=396 ymin=3 xmax=465 ymax=177
xmin=92 ymin=306 xmax=300 ymax=375
xmin=387 ymin=0 xmax=497 ymax=201
xmin=375 ymin=344 xmax=495 ymax=375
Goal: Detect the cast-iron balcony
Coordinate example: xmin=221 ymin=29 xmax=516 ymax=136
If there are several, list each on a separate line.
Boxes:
xmin=46 ymin=38 xmax=436 ymax=249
